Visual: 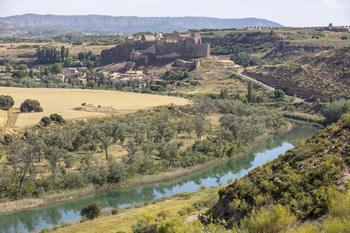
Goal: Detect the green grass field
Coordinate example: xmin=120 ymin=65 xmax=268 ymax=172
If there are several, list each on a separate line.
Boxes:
xmin=0 ymin=87 xmax=188 ymax=128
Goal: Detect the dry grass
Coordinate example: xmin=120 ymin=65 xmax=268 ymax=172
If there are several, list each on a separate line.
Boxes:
xmin=0 ymin=87 xmax=188 ymax=128
xmin=0 ymin=198 xmax=44 ymax=214
xmin=0 ymin=109 xmax=8 ymax=127
xmin=0 ymin=186 xmax=95 ymax=214
xmin=178 ymin=57 xmax=248 ymax=95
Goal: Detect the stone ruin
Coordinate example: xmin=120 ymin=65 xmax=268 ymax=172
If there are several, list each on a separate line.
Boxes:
xmin=100 ymin=33 xmax=210 ymax=64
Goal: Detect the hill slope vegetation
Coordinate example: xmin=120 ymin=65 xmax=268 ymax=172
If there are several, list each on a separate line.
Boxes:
xmin=207 ymin=114 xmax=350 ymax=231
xmin=245 ymin=46 xmax=350 ymax=100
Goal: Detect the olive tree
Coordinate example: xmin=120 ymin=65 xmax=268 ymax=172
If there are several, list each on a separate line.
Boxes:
xmin=80 ymin=201 xmax=102 ymax=220
xmin=0 ymin=95 xmax=14 ymax=110
xmin=20 ymin=99 xmax=43 ymax=112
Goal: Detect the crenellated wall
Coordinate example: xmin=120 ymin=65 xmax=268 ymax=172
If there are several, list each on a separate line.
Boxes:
xmin=100 ymin=33 xmax=210 ymax=63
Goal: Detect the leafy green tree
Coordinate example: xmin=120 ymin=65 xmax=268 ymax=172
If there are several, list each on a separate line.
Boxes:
xmin=322 ymin=99 xmax=350 ymax=125
xmin=65 ymin=47 xmax=69 ymax=59
xmin=12 ymin=70 xmax=26 ymax=79
xmin=20 ymin=99 xmax=43 ymax=112
xmin=18 ymin=64 xmax=28 ymax=71
xmin=158 ymin=141 xmax=183 ymax=168
xmin=193 ymin=115 xmax=206 ymax=139
xmin=29 ymin=69 xmax=34 ymax=78
xmin=231 ymin=52 xmax=260 ymax=67
xmin=64 ymin=57 xmax=73 ymax=66
xmin=60 ymin=46 xmax=66 ymax=62
xmin=5 ymin=64 xmax=12 ymax=72
xmin=219 ymin=88 xmax=229 ymax=99
xmin=3 ymin=134 xmax=13 ymax=145
xmin=50 ymin=113 xmax=65 ymax=124
xmin=36 ymin=46 xmax=60 ymax=65
xmin=7 ymin=141 xmax=39 ymax=197
xmin=0 ymin=95 xmax=14 ymax=110
xmin=247 ymin=81 xmax=253 ymax=102
xmin=44 ymin=133 xmax=68 ymax=184
xmin=50 ymin=63 xmax=64 ymax=74
xmin=80 ymin=201 xmax=102 ymax=220
xmin=40 ymin=116 xmax=52 ymax=127
xmin=97 ymin=123 xmax=117 ymax=159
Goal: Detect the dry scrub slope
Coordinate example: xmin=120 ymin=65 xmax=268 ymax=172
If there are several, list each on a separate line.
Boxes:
xmin=245 ymin=47 xmax=350 ymax=100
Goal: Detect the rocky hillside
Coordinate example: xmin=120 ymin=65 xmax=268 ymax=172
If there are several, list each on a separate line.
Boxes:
xmin=0 ymin=14 xmax=283 ymax=33
xmin=208 ymin=114 xmax=350 ymax=229
xmin=245 ymin=46 xmax=350 ymax=100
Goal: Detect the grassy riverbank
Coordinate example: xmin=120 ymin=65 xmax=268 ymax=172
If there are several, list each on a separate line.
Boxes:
xmin=55 ymin=186 xmax=222 ymax=233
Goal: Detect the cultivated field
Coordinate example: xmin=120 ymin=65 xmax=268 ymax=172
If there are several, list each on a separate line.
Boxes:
xmin=0 ymin=87 xmax=188 ymax=128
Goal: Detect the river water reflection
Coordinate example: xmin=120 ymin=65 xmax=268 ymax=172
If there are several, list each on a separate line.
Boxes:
xmin=0 ymin=121 xmax=320 ymax=233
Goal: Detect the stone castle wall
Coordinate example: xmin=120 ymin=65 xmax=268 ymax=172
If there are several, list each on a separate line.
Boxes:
xmin=100 ymin=33 xmax=210 ymax=63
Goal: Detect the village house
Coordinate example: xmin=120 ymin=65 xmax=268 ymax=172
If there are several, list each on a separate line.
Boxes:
xmin=0 ymin=76 xmax=14 ymax=82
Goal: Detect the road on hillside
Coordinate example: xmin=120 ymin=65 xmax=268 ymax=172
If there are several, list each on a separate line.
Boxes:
xmin=223 ymin=67 xmax=305 ymax=103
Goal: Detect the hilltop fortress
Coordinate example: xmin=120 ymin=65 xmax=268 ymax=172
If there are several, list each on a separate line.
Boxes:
xmin=100 ymin=33 xmax=210 ymax=64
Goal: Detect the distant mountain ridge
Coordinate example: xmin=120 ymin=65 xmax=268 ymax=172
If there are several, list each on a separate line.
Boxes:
xmin=0 ymin=14 xmax=284 ymax=33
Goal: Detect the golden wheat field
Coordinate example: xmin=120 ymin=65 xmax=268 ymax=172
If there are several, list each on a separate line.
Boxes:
xmin=0 ymin=87 xmax=188 ymax=128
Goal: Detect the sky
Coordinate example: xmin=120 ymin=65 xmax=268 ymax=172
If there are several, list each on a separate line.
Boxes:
xmin=0 ymin=0 xmax=349 ymax=27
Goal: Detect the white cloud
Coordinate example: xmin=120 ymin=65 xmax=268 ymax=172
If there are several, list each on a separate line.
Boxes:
xmin=323 ymin=0 xmax=350 ymax=11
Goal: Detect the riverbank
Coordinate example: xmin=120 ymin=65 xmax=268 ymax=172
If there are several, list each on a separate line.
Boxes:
xmin=0 ymin=122 xmax=293 ymax=215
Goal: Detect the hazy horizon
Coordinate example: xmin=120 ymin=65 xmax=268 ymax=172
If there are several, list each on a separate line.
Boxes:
xmin=0 ymin=0 xmax=349 ymax=27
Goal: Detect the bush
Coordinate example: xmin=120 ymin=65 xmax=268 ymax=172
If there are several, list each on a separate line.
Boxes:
xmin=40 ymin=116 xmax=52 ymax=127
xmin=0 ymin=95 xmax=14 ymax=110
xmin=80 ymin=201 xmax=102 ymax=220
xmin=274 ymin=89 xmax=285 ymax=100
xmin=3 ymin=134 xmax=13 ymax=145
xmin=20 ymin=99 xmax=43 ymax=113
xmin=50 ymin=63 xmax=63 ymax=74
xmin=50 ymin=113 xmax=65 ymax=124
xmin=322 ymin=99 xmax=350 ymax=125
xmin=111 ymin=209 xmax=119 ymax=215
xmin=241 ymin=204 xmax=297 ymax=233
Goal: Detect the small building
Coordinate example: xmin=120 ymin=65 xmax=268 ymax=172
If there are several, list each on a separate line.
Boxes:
xmin=0 ymin=76 xmax=14 ymax=82
xmin=33 ymin=78 xmax=41 ymax=84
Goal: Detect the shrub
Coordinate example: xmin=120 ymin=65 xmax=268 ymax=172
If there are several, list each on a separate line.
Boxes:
xmin=50 ymin=113 xmax=65 ymax=124
xmin=20 ymin=99 xmax=43 ymax=113
xmin=111 ymin=209 xmax=119 ymax=215
xmin=274 ymin=89 xmax=285 ymax=100
xmin=322 ymin=99 xmax=350 ymax=125
xmin=342 ymin=114 xmax=350 ymax=129
xmin=0 ymin=95 xmax=14 ymax=110
xmin=80 ymin=201 xmax=102 ymax=220
xmin=241 ymin=204 xmax=297 ymax=233
xmin=40 ymin=116 xmax=52 ymax=127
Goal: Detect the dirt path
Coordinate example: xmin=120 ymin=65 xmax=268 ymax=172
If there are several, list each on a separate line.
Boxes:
xmin=3 ymin=108 xmax=19 ymax=129
xmin=224 ymin=67 xmax=305 ymax=103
